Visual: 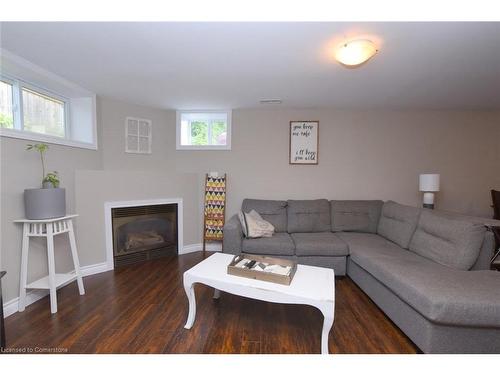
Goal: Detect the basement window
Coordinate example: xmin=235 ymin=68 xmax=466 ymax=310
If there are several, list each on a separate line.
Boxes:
xmin=0 ymin=76 xmax=96 ymax=149
xmin=0 ymin=50 xmax=97 ymax=149
xmin=176 ymin=110 xmax=232 ymax=150
xmin=1 ymin=78 xmax=69 ymax=138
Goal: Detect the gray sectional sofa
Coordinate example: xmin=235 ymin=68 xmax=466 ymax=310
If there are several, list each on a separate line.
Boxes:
xmin=222 ymin=198 xmax=500 ymax=353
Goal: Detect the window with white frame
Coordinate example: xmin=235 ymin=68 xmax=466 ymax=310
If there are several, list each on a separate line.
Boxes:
xmin=0 ymin=50 xmax=97 ymax=149
xmin=176 ymin=110 xmax=231 ymax=150
xmin=125 ymin=117 xmax=152 ymax=154
xmin=1 ymin=77 xmax=68 ymax=139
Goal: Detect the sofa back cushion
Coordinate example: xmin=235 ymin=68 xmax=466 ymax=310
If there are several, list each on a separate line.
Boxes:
xmin=330 ymin=200 xmax=383 ymax=233
xmin=409 ymin=210 xmax=486 ymax=270
xmin=242 ymin=199 xmax=288 ymax=232
xmin=287 ymin=199 xmax=331 ymax=233
xmin=377 ymin=201 xmax=421 ymax=248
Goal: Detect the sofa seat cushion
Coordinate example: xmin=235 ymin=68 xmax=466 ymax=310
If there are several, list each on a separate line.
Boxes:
xmin=339 ymin=232 xmax=500 ymax=328
xmin=242 ymin=232 xmax=295 ymax=256
xmin=338 ymin=232 xmax=405 ymax=254
xmin=242 ymin=199 xmax=288 ymax=232
xmin=287 ymin=199 xmax=331 ymax=233
xmin=409 ymin=209 xmax=486 ymax=270
xmin=291 ymin=232 xmax=349 ymax=256
xmin=297 ymin=256 xmax=347 ymax=275
xmin=377 ymin=201 xmax=421 ymax=248
xmin=331 ymin=200 xmax=383 ymax=233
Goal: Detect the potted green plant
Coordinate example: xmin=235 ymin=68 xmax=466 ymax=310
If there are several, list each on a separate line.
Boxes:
xmin=24 ymin=143 xmax=66 ymax=219
xmin=43 ymin=172 xmax=60 ymax=188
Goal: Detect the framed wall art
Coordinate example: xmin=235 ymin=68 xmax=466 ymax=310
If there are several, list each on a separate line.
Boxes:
xmin=289 ymin=121 xmax=319 ymax=165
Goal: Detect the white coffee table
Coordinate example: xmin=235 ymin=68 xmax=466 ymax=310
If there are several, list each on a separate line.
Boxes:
xmin=183 ymin=252 xmax=335 ymax=354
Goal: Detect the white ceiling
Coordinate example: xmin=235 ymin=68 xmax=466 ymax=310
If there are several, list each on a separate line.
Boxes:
xmin=1 ymin=22 xmax=500 ymax=110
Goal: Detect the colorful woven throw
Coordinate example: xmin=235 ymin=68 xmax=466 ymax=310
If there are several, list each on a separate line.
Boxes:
xmin=204 ymin=175 xmax=226 ymax=241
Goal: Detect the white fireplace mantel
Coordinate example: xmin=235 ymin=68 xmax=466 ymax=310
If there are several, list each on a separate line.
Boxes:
xmin=104 ymin=198 xmax=183 ymax=270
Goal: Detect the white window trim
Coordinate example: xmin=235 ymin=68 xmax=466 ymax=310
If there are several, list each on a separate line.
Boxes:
xmin=1 ymin=76 xmax=20 ymax=130
xmin=125 ymin=116 xmax=152 ymax=154
xmin=176 ymin=110 xmax=232 ymax=151
xmin=0 ymin=72 xmax=98 ymax=150
xmin=0 ymin=128 xmax=98 ymax=150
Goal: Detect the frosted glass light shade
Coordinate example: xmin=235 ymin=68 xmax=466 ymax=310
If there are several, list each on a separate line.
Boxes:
xmin=419 ymin=174 xmax=440 ymax=192
xmin=335 ymin=39 xmax=378 ymax=67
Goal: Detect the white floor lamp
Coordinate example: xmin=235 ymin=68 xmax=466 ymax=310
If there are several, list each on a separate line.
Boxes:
xmin=419 ymin=174 xmax=440 ymax=209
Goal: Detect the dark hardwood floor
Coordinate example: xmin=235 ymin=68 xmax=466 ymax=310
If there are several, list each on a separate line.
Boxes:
xmin=4 ymin=252 xmax=418 ymax=354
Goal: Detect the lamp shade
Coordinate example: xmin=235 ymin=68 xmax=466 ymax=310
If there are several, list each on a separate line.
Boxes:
xmin=419 ymin=174 xmax=440 ymax=192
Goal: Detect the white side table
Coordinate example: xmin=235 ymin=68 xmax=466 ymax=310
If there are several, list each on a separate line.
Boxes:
xmin=14 ymin=214 xmax=85 ymax=314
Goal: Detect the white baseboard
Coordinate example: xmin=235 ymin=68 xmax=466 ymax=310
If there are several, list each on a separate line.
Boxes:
xmin=3 ymin=290 xmax=49 ymax=319
xmin=180 ymin=243 xmax=202 ymax=254
xmin=79 ymin=262 xmax=110 ymax=277
xmin=2 ymin=261 xmax=110 ymax=318
xmin=180 ymin=242 xmax=222 ymax=254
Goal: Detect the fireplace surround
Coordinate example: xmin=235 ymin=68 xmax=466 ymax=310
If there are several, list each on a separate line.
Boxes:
xmin=104 ymin=199 xmax=183 ymax=269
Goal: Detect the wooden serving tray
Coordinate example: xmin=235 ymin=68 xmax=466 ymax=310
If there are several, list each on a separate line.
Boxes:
xmin=227 ymin=253 xmax=297 ymax=285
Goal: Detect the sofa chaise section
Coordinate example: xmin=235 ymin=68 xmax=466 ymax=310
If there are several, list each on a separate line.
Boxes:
xmin=340 ymin=232 xmax=500 ymax=328
xmin=342 ymin=203 xmax=500 ymax=353
xmin=347 ymin=257 xmax=500 ymax=353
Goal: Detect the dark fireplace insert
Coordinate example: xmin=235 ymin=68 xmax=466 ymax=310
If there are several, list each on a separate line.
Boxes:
xmin=112 ymin=203 xmax=178 ymax=267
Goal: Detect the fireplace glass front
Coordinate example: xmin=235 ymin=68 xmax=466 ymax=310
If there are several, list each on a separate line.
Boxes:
xmin=112 ymin=204 xmax=177 ymax=267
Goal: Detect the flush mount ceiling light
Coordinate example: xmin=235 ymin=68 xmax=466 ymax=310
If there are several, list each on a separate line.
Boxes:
xmin=334 ymin=39 xmax=378 ymax=67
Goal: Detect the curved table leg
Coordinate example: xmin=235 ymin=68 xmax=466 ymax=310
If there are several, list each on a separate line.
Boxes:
xmin=183 ymin=279 xmax=196 ymax=329
xmin=319 ymin=305 xmax=334 ymax=354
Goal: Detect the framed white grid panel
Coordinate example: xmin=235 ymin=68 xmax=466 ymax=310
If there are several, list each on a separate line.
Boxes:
xmin=125 ymin=117 xmax=152 ymax=154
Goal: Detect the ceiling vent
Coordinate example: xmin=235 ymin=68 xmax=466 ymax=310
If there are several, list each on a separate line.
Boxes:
xmin=259 ymin=99 xmax=282 ymax=105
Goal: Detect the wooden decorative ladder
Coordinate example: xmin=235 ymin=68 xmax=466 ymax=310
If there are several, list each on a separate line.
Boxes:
xmin=203 ymin=173 xmax=227 ymax=254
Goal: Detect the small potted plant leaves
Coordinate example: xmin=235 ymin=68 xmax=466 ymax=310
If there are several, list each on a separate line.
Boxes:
xmin=24 ymin=143 xmax=66 ymax=219
xmin=43 ymin=172 xmax=60 ymax=188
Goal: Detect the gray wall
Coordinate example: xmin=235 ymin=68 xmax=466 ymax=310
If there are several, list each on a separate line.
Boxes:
xmin=0 ymin=137 xmax=102 ymax=302
xmin=74 ymin=170 xmax=200 ymax=266
xmin=99 ymin=99 xmax=500 ymax=219
xmin=100 ymin=97 xmax=176 ymax=171
xmin=2 ymin=95 xmax=499 ymax=305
